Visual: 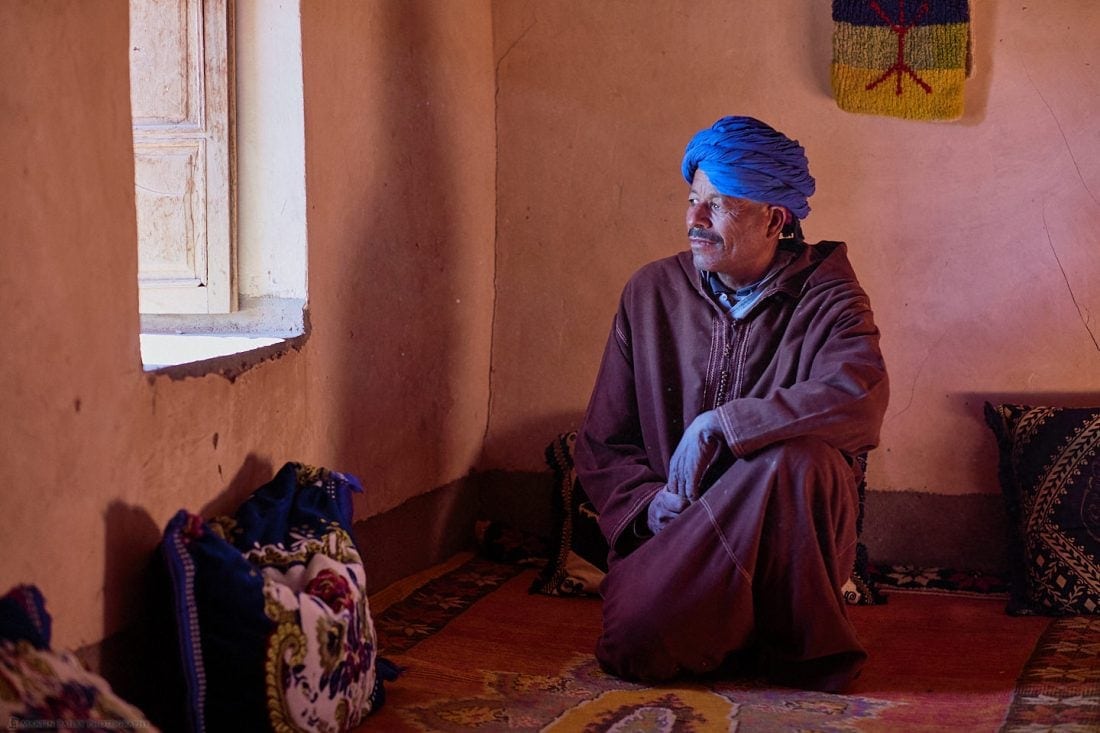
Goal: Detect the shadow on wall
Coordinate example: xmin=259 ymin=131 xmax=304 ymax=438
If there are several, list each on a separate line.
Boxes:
xmin=96 ymin=501 xmax=182 ymax=731
xmin=91 ymin=455 xmax=280 ymax=731
xmin=353 ymin=476 xmax=481 ymax=594
xmin=802 ymin=0 xmax=835 ymax=98
xmin=198 ymin=453 xmax=275 ymax=519
xmin=481 ymin=409 xmax=588 ymax=471
xmin=323 ymin=1 xmax=474 ymax=488
xmin=476 ymin=410 xmax=586 ymax=538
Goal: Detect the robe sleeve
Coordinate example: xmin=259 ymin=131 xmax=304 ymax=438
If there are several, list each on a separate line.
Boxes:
xmin=574 ymin=306 xmax=666 ymax=556
xmin=715 ymin=280 xmax=889 ymax=459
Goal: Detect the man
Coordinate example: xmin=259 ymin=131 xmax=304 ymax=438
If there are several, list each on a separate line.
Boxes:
xmin=573 ymin=116 xmax=888 ymax=693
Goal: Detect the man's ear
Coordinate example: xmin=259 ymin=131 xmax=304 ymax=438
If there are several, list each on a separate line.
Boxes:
xmin=766 ymin=206 xmax=789 ymax=238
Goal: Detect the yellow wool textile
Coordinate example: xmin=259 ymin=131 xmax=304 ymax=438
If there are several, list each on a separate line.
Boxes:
xmin=831 ymin=1 xmax=971 ymax=121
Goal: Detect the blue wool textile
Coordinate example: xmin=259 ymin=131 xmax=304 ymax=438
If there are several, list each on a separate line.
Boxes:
xmin=681 ymin=116 xmax=816 ymax=220
xmin=832 ymin=0 xmax=969 ymax=26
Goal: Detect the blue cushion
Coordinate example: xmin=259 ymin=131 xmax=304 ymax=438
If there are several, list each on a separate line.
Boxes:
xmin=162 ymin=462 xmax=396 ymax=732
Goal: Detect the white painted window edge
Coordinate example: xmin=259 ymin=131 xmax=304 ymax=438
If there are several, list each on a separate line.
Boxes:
xmin=140 ymin=334 xmax=285 ymax=371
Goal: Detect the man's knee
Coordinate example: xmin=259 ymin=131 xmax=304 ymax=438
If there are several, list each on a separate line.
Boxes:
xmin=753 ymin=436 xmax=849 ymax=475
xmin=747 ymin=437 xmax=856 ymax=508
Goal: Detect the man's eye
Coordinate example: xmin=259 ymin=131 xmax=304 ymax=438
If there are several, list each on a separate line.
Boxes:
xmin=710 ymin=202 xmax=723 ymax=212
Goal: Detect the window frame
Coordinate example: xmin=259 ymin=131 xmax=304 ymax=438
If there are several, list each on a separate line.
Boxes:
xmin=131 ymin=0 xmax=308 ymax=372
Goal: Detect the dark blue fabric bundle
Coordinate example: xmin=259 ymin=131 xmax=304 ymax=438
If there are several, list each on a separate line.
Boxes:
xmin=681 ymin=116 xmax=816 ymax=220
xmin=162 ymin=462 xmax=396 ymax=733
xmin=0 ymin=585 xmax=51 ymax=650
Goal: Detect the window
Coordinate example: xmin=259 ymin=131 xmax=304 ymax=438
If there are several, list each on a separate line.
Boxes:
xmin=129 ymin=0 xmax=307 ymax=370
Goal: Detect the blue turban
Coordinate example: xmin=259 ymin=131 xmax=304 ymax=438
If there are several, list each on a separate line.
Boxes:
xmin=681 ymin=116 xmax=815 ymax=220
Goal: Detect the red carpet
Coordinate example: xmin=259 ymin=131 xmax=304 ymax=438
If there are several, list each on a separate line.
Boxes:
xmin=359 ymin=555 xmax=1096 ymax=732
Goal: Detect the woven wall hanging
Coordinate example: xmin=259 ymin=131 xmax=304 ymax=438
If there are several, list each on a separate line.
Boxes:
xmin=832 ymin=1 xmax=971 ymax=121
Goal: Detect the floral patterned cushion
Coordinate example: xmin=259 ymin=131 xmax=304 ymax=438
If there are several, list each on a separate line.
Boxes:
xmin=985 ymin=403 xmax=1100 ymax=615
xmin=161 ymin=462 xmax=396 ymax=732
xmin=532 ymin=432 xmax=884 ymax=605
xmin=0 ymin=585 xmax=157 ymax=729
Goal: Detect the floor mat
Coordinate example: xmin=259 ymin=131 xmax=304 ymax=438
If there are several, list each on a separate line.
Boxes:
xmin=361 ymin=555 xmax=1097 ymax=732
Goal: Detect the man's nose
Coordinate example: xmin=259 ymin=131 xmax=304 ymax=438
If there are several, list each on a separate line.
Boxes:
xmin=687 ymin=203 xmax=711 ymax=228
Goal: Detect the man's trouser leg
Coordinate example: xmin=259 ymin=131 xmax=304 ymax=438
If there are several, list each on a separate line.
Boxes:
xmin=596 ymin=436 xmax=865 ymax=692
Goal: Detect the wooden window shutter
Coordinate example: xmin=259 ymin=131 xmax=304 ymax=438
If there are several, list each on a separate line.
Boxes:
xmin=130 ymin=0 xmax=234 ymax=314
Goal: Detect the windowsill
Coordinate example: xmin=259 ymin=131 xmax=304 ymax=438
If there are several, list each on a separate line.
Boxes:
xmin=139 ymin=296 xmax=308 ymax=378
xmin=139 ymin=332 xmax=308 ymax=380
xmin=140 ymin=334 xmax=286 ymax=371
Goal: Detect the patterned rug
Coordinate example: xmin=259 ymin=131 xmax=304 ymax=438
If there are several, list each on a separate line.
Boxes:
xmin=1001 ymin=615 xmax=1100 ymax=731
xmin=361 ymin=555 xmax=1100 ymax=732
xmin=868 ymin=563 xmax=1011 ymax=597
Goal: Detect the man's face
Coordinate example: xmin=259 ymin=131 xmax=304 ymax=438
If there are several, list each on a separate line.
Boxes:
xmin=686 ymin=168 xmax=784 ymax=289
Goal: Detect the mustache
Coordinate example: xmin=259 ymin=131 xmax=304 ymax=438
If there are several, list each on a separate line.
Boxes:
xmin=688 ymin=227 xmax=722 ymax=244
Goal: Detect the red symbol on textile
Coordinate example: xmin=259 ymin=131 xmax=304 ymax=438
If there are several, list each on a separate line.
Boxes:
xmin=865 ymin=1 xmax=933 ymax=95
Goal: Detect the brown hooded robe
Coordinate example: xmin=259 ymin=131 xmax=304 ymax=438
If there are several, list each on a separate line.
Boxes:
xmin=574 ymin=241 xmax=889 ymax=692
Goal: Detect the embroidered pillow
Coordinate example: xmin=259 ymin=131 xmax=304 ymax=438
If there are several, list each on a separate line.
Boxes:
xmin=0 ymin=585 xmax=157 ymax=728
xmin=161 ymin=462 xmax=395 ymax=732
xmin=531 ymin=432 xmax=884 ymax=605
xmin=985 ymin=403 xmax=1100 ymax=615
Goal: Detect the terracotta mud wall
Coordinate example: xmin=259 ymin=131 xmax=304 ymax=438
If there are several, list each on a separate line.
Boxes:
xmin=0 ymin=0 xmax=495 ymax=649
xmin=485 ymin=0 xmax=1100 ymax=499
